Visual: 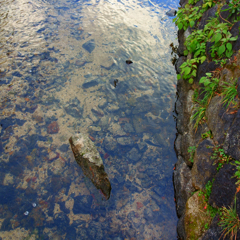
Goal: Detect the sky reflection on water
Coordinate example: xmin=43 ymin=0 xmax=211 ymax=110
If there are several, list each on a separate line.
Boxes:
xmin=0 ymin=0 xmax=179 ymax=239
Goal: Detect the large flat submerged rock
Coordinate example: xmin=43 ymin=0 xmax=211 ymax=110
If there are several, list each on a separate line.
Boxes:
xmin=69 ymin=133 xmax=111 ymax=200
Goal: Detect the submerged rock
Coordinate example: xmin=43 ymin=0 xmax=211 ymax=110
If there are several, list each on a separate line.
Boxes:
xmin=69 ymin=133 xmax=111 ymax=200
xmin=166 ymin=9 xmax=177 ymax=17
xmin=82 ymin=78 xmax=99 ymax=88
xmin=47 ymin=121 xmax=59 ymax=134
xmin=82 ymin=39 xmax=95 ymax=53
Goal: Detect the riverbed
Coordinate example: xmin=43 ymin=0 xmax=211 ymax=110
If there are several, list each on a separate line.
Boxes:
xmin=0 ymin=0 xmax=179 ymax=239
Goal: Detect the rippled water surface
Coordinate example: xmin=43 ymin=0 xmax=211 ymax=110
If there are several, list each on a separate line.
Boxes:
xmin=0 ymin=0 xmax=179 ymax=239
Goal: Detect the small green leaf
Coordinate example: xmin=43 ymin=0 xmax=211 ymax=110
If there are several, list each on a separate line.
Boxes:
xmin=178 ymin=22 xmax=183 ymax=30
xmin=189 ymin=78 xmax=193 ymax=84
xmin=181 ymin=62 xmax=187 ymax=68
xmin=208 ymin=30 xmax=213 ymax=38
xmin=230 ymin=36 xmax=238 ymax=41
xmin=184 ymin=67 xmax=191 ymax=75
xmin=200 ymin=56 xmax=206 ymax=63
xmin=190 ymin=20 xmax=195 ymax=27
xmin=194 ymin=50 xmax=201 ymax=57
xmin=199 ymin=77 xmax=206 ymax=83
xmin=218 ymin=45 xmax=225 ymax=56
xmin=214 ymin=33 xmax=222 ymax=43
xmin=192 ymin=70 xmax=197 ymax=77
xmin=177 ymin=74 xmax=181 ymax=80
xmin=226 ymin=51 xmax=232 ymax=58
xmin=226 ymin=42 xmax=232 ymax=51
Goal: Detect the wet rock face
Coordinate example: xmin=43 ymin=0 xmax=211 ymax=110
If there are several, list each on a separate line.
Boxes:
xmin=198 ymin=4 xmax=218 ymax=30
xmin=69 ymin=133 xmax=111 ymax=200
xmin=206 ymin=96 xmax=236 ymax=145
xmin=173 ymin=156 xmax=195 ymax=217
xmin=201 ymin=215 xmax=222 ymax=240
xmin=231 ymin=22 xmax=240 ymax=52
xmin=209 ymin=164 xmax=237 ymax=208
xmin=191 ymin=139 xmax=216 ymax=190
xmin=174 ymin=0 xmax=240 ymax=238
xmin=224 ymin=109 xmax=240 ymax=160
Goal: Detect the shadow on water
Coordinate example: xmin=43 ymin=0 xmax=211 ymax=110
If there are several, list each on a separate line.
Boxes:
xmin=0 ymin=0 xmax=179 ymax=238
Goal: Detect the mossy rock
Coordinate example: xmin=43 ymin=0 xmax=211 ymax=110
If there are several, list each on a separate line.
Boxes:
xmin=184 ymin=191 xmax=212 ymax=240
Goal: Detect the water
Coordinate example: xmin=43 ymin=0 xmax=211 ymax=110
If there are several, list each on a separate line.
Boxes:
xmin=0 ymin=0 xmax=179 ymax=239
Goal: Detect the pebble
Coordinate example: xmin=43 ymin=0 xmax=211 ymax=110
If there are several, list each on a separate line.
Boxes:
xmin=24 ymin=211 xmax=29 ymax=216
xmin=32 ymin=203 xmax=37 ymax=207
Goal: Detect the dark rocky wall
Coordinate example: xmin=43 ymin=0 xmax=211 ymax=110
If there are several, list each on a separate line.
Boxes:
xmin=173 ymin=0 xmax=240 ymax=239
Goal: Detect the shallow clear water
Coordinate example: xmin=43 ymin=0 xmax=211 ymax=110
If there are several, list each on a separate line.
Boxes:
xmin=0 ymin=0 xmax=179 ymax=239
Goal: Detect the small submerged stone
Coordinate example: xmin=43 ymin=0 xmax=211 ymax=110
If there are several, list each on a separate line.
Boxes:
xmin=82 ymin=39 xmax=95 ymax=53
xmin=113 ymin=79 xmax=118 ymax=88
xmin=126 ymin=60 xmax=133 ymax=64
xmin=24 ymin=211 xmax=29 ymax=216
xmin=47 ymin=121 xmax=59 ymax=134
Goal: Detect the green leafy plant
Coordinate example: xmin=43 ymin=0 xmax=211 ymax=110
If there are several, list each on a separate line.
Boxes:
xmin=173 ymin=5 xmax=201 ymax=31
xmin=191 ymin=73 xmax=219 ymax=129
xmin=214 ymin=58 xmax=228 ymax=68
xmin=177 ymin=58 xmax=197 ymax=83
xmin=207 ymin=204 xmax=219 ymax=218
xmin=210 ymin=145 xmax=232 ymax=171
xmin=184 ymin=29 xmax=207 ymax=57
xmin=188 ymin=0 xmax=200 ymax=5
xmin=204 ymin=223 xmax=209 ymax=230
xmin=232 ymin=160 xmax=240 ymax=186
xmin=178 ymin=57 xmax=207 ymax=84
xmin=184 ymin=17 xmax=238 ymax=62
xmin=222 ymin=0 xmax=240 ymax=22
xmin=221 ymin=78 xmax=238 ymax=108
xmin=198 ymin=179 xmax=219 ymax=219
xmin=191 ymin=104 xmax=207 ymax=129
xmin=210 ymin=26 xmax=238 ymax=58
xmin=199 ymin=73 xmax=220 ymax=103
xmin=201 ymin=130 xmax=213 ymax=139
xmin=173 ymin=0 xmax=216 ymax=31
xmin=218 ymin=197 xmax=240 ymax=240
xmin=205 ymin=180 xmax=213 ymax=199
xmin=188 ymin=145 xmax=197 ymax=163
xmin=202 ymin=0 xmax=215 ymax=9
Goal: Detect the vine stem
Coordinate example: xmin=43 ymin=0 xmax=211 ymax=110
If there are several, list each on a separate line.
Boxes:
xmin=219 ymin=12 xmax=234 ymax=29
